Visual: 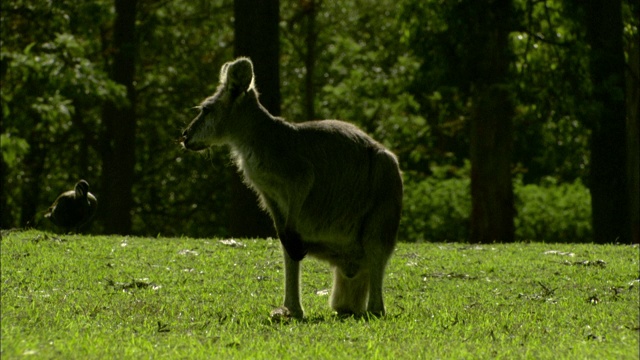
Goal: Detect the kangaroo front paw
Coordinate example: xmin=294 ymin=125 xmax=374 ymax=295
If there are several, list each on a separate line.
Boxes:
xmin=270 ymin=306 xmax=303 ymax=322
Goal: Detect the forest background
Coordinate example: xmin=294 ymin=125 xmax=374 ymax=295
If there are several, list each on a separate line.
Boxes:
xmin=1 ymin=0 xmax=638 ymax=244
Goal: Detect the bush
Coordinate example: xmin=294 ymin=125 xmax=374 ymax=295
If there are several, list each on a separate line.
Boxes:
xmin=400 ymin=170 xmax=592 ymax=243
xmin=514 ymin=178 xmax=592 ymax=242
xmin=400 ymin=165 xmax=471 ymax=242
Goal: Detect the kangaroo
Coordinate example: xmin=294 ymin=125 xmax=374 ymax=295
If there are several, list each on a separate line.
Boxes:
xmin=180 ymin=58 xmax=403 ymax=319
xmin=44 ymin=179 xmax=98 ymax=233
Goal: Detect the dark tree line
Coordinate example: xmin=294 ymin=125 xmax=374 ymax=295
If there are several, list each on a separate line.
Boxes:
xmin=466 ymin=0 xmax=517 ymax=243
xmin=230 ymin=0 xmax=280 ymax=238
xmin=1 ymin=0 xmax=637 ymax=244
xmin=582 ymin=0 xmax=631 ymax=243
xmin=100 ymin=0 xmax=138 ymax=234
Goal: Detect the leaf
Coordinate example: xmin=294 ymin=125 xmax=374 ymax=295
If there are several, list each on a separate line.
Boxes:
xmin=0 ymin=134 xmax=29 ymax=168
xmin=157 ymin=321 xmax=170 ymax=333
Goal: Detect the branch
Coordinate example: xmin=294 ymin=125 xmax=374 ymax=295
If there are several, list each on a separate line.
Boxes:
xmin=517 ymin=28 xmax=573 ymax=48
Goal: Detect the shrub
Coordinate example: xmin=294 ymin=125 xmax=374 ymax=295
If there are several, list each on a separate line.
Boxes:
xmin=514 ymin=178 xmax=592 ymax=242
xmin=400 ymin=165 xmax=471 ymax=242
xmin=400 ymin=170 xmax=592 ymax=243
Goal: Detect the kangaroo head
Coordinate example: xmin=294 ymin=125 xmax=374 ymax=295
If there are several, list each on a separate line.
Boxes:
xmin=74 ymin=180 xmax=89 ymax=199
xmin=181 ymin=57 xmax=255 ymax=151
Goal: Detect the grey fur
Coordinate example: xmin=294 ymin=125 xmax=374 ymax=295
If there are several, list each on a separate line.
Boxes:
xmin=181 ymin=58 xmax=403 ymax=318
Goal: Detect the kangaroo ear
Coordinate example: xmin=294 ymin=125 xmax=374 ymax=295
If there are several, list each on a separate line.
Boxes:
xmin=75 ymin=180 xmax=89 ymax=198
xmin=223 ymin=57 xmax=255 ymax=96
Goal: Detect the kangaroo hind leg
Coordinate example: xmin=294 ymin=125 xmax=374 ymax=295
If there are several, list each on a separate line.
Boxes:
xmin=361 ymin=193 xmax=401 ymax=317
xmin=329 ymin=266 xmax=369 ymax=316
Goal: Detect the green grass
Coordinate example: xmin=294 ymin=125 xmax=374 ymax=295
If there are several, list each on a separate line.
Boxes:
xmin=1 ymin=230 xmax=638 ymax=359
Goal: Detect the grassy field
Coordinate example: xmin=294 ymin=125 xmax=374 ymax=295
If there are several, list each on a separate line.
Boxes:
xmin=1 ymin=229 xmax=638 ymax=359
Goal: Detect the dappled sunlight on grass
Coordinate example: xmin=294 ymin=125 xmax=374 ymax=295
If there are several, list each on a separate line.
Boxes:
xmin=1 ymin=230 xmax=638 ymax=359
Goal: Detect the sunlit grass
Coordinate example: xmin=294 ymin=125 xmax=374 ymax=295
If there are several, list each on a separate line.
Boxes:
xmin=1 ymin=230 xmax=638 ymax=359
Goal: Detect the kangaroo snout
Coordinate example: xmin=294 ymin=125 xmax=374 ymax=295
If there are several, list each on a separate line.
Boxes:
xmin=179 ymin=129 xmax=190 ymax=149
xmin=178 ymin=135 xmax=188 ymax=148
xmin=180 ymin=126 xmax=206 ymax=151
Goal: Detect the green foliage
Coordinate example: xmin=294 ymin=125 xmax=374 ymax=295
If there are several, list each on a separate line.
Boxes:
xmin=280 ymin=0 xmax=431 ymax=171
xmin=1 ymin=0 xmax=126 ymax=227
xmin=398 ymin=0 xmax=594 ymax=181
xmin=1 ymin=0 xmax=636 ymax=239
xmin=319 ymin=43 xmax=429 ymax=170
xmin=0 ymin=133 xmax=29 ymax=167
xmin=1 ymin=0 xmax=235 ymax=234
xmin=400 ymin=166 xmax=471 ymax=243
xmin=130 ymin=0 xmax=234 ymax=237
xmin=401 ymin=166 xmax=592 ymax=243
xmin=515 ymin=177 xmax=592 ymax=243
xmin=2 ymin=230 xmax=638 ymax=358
xmin=510 ymin=0 xmax=592 ymax=182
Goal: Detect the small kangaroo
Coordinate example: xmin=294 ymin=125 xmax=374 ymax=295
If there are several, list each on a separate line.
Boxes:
xmin=44 ymin=179 xmax=98 ymax=233
xmin=180 ymin=58 xmax=403 ymax=318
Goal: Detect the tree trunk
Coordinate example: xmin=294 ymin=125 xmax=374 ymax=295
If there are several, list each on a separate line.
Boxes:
xmin=0 ymin=61 xmax=9 ymax=229
xmin=0 ymin=155 xmax=8 ymax=228
xmin=303 ymin=0 xmax=317 ymax=121
xmin=19 ymin=136 xmax=46 ymax=228
xmin=470 ymin=87 xmax=515 ymax=243
xmin=584 ymin=0 xmax=630 ymax=244
xmin=0 ymin=116 xmax=11 ymax=228
xmin=100 ymin=0 xmax=137 ymax=234
xmin=468 ymin=0 xmax=515 ymax=243
xmin=625 ymin=4 xmax=639 ymax=244
xmin=230 ymin=0 xmax=280 ymax=238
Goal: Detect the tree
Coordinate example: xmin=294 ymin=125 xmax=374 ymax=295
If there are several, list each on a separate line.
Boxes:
xmin=100 ymin=0 xmax=138 ymax=234
xmin=129 ymin=1 xmax=234 ymax=238
xmin=582 ymin=0 xmax=630 ymax=243
xmin=465 ymin=0 xmax=516 ymax=243
xmin=626 ymin=2 xmax=640 ymax=243
xmin=2 ymin=0 xmax=635 ymax=242
xmin=1 ymin=0 xmax=125 ymax=231
xmin=286 ymin=0 xmax=320 ymax=121
xmin=282 ymin=0 xmax=428 ymax=172
xmin=230 ymin=0 xmax=280 ymax=237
